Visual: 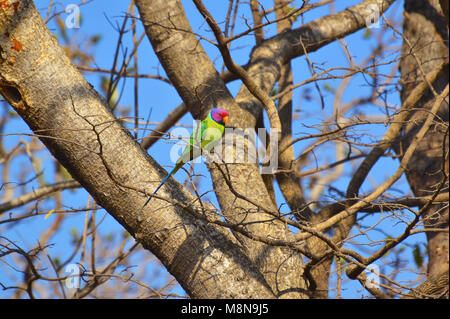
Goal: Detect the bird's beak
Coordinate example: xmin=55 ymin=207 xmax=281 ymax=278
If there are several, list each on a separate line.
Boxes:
xmin=223 ymin=115 xmax=229 ymax=125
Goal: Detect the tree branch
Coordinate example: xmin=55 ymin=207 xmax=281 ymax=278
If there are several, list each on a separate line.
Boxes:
xmin=0 ymin=180 xmax=80 ymax=215
xmin=0 ymin=0 xmax=275 ymax=299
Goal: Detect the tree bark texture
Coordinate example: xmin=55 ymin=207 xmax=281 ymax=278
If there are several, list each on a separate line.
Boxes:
xmin=0 ymin=0 xmax=276 ymax=299
xmin=135 ymin=0 xmax=308 ymax=298
xmin=0 ymin=0 xmax=402 ymax=298
xmin=399 ymin=0 xmax=449 ymax=278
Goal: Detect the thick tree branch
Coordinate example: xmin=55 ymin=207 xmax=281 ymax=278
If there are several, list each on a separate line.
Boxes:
xmin=398 ymin=0 xmax=449 ymax=279
xmin=295 ymin=84 xmax=449 ymax=242
xmin=347 ymin=57 xmax=448 ymax=203
xmin=231 ymin=0 xmax=396 ymax=131
xmin=193 ymin=0 xmax=282 ymax=143
xmin=135 ymin=0 xmax=308 ymax=298
xmin=404 ymin=269 xmax=449 ymax=298
xmin=139 ymin=102 xmax=187 ymax=150
xmin=0 ymin=0 xmax=276 ymax=299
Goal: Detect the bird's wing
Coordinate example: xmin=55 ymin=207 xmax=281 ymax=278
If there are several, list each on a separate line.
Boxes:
xmin=201 ymin=118 xmax=224 ymax=152
xmin=141 ymin=121 xmax=210 ymax=210
xmin=176 ymin=120 xmax=205 ymax=166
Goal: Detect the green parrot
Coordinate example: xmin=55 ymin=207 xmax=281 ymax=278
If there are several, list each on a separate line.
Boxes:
xmin=141 ymin=108 xmax=229 ymax=208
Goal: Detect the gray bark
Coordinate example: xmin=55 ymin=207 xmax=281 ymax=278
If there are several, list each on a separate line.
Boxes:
xmin=399 ymin=0 xmax=449 ymax=278
xmin=0 ymin=0 xmax=275 ymax=299
xmin=135 ymin=0 xmax=308 ymax=298
xmin=0 ymin=0 xmax=400 ymax=299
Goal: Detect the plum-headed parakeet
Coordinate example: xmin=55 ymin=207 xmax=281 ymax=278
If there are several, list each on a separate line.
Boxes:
xmin=142 ymin=108 xmax=229 ymax=208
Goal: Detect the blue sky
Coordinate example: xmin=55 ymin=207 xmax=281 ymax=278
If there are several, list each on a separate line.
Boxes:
xmin=1 ymin=0 xmax=427 ymax=299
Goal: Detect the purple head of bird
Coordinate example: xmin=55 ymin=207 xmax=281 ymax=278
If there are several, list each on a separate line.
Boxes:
xmin=210 ymin=108 xmax=229 ymax=126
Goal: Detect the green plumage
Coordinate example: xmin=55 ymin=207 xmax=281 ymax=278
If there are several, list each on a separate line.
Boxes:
xmin=173 ymin=112 xmax=225 ymax=175
xmin=141 ymin=109 xmax=228 ymax=209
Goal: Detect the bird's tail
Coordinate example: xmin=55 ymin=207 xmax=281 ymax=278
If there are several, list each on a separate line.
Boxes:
xmin=141 ymin=162 xmax=182 ymax=209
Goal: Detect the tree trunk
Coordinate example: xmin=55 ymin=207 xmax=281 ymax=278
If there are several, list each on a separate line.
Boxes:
xmin=398 ymin=0 xmax=449 ymax=278
xmin=135 ymin=0 xmax=308 ymax=298
xmin=0 ymin=0 xmax=400 ymax=299
xmin=0 ymin=0 xmax=276 ymax=299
